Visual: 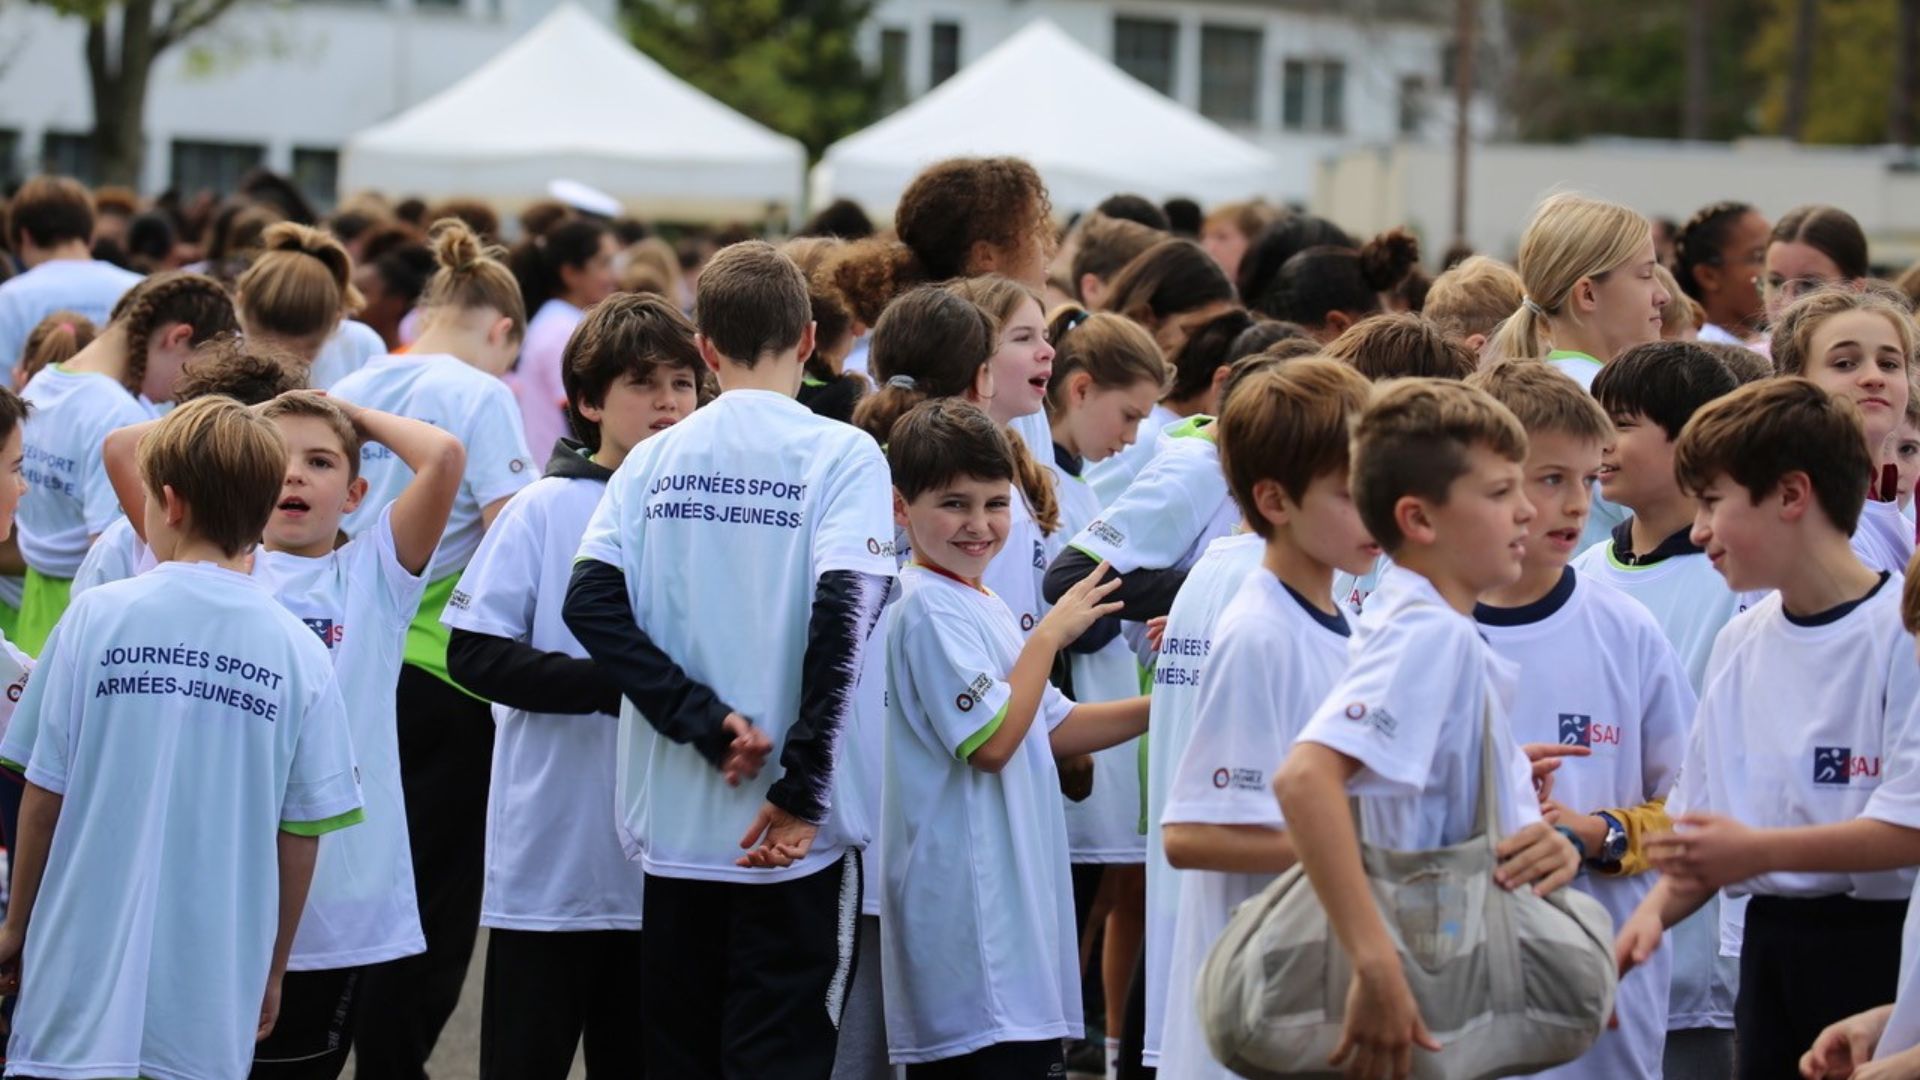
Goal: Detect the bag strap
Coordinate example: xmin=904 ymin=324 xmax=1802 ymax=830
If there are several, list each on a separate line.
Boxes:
xmin=1471 ymin=688 xmax=1504 ymax=843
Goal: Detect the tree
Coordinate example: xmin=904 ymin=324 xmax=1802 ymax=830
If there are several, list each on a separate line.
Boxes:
xmin=1502 ymin=0 xmax=1770 ymax=142
xmin=624 ymin=0 xmax=881 ymax=160
xmin=31 ymin=0 xmax=247 ymax=186
xmin=1749 ymin=0 xmax=1899 ymax=143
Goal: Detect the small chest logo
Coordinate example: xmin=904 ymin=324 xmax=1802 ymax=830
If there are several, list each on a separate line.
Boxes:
xmin=302 ymin=618 xmax=344 ymax=650
xmin=1814 ymin=746 xmax=1881 ymax=786
xmin=1559 ymin=714 xmax=1590 ymax=748
xmin=1020 ymin=612 xmax=1036 ymax=632
xmin=1031 ymin=539 xmax=1046 ymax=571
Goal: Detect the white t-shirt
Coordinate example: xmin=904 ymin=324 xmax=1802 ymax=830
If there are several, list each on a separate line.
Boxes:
xmin=0 ymin=562 xmax=362 ymax=1080
xmin=332 ymin=353 xmax=535 ymax=579
xmin=1157 ymin=568 xmax=1351 ymax=1080
xmin=69 ymin=514 xmax=155 ymax=598
xmin=1669 ymin=576 xmax=1920 ymax=903
xmin=576 ymin=388 xmax=896 ymax=883
xmin=879 ymin=565 xmax=1081 ymax=1063
xmin=1086 ymin=403 xmax=1179 ymax=507
xmin=1046 ymin=453 xmax=1146 ymax=863
xmin=1069 ymin=417 xmax=1238 ymax=576
xmin=1877 ymin=888 xmax=1920 ymax=1058
xmin=1476 ymin=568 xmax=1693 ymax=1080
xmin=0 ymin=259 xmax=142 ymax=380
xmin=18 ymin=366 xmax=151 ymax=577
xmin=253 ymin=508 xmax=427 ymax=970
xmin=1547 ymin=350 xmax=1603 ymax=392
xmin=1295 ymin=566 xmax=1543 ymax=850
xmin=444 ymin=471 xmax=647 ymax=929
xmin=307 ymin=319 xmax=387 ymax=391
xmin=1570 ymin=529 xmax=1742 ymax=1029
xmin=1854 ymin=498 xmax=1915 ymax=576
xmin=981 ymin=478 xmax=1048 ymax=638
xmin=1141 ymin=532 xmax=1264 ymax=1064
xmin=0 ymin=629 xmax=33 ymax=749
xmin=511 ymin=298 xmax=584 ymax=467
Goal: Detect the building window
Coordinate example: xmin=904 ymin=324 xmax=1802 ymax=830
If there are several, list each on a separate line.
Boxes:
xmin=930 ymin=21 xmax=961 ymax=87
xmin=41 ymin=133 xmax=98 ymax=185
xmin=1113 ymin=16 xmax=1177 ymax=97
xmin=292 ymin=148 xmax=340 ymax=213
xmin=1281 ymin=59 xmax=1346 ymax=134
xmin=1199 ymin=25 xmax=1261 ymax=126
xmin=0 ymin=130 xmax=19 ymax=190
xmin=170 ymin=139 xmax=264 ymax=197
xmin=879 ymin=27 xmax=910 ymax=113
xmin=1398 ymin=74 xmax=1426 ymax=135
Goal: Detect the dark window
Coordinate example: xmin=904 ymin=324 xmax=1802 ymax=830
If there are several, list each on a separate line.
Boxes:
xmin=1199 ymin=25 xmax=1261 ymax=125
xmin=41 ymin=133 xmax=98 ymax=186
xmin=1398 ymin=74 xmax=1426 ymax=135
xmin=0 ymin=131 xmax=19 ymax=190
xmin=1113 ymin=16 xmax=1177 ymax=96
xmin=930 ymin=21 xmax=961 ymax=87
xmin=292 ymin=147 xmax=340 ymax=213
xmin=170 ymin=139 xmax=265 ymax=197
xmin=1281 ymin=59 xmax=1347 ymax=134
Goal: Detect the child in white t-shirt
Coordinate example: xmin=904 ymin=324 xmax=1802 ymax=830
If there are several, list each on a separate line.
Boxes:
xmin=1157 ymin=359 xmax=1377 ymax=1079
xmin=1618 ymin=378 xmax=1920 ymax=1080
xmin=0 ymin=387 xmax=38 ymax=865
xmin=325 ymin=219 xmax=535 ymax=1074
xmin=0 ymin=177 xmax=143 ymax=379
xmin=1274 ymin=379 xmax=1581 ymax=1075
xmin=1571 ymin=340 xmax=1744 ymax=1076
xmin=443 ymin=294 xmax=703 ymax=1079
xmin=1468 ymin=361 xmax=1694 ymax=1080
xmin=0 ymin=398 xmax=363 ymax=1080
xmin=878 ymin=399 xmax=1147 ymax=1076
xmin=247 ymin=390 xmax=460 ymax=1079
xmin=1769 ymin=287 xmax=1919 ymax=575
xmin=15 ymin=270 xmax=235 ymax=652
xmin=566 ymin=241 xmax=896 ymax=1077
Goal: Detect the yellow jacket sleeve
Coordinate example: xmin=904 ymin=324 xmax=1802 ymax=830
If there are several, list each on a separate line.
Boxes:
xmin=1596 ymin=797 xmax=1669 ymax=876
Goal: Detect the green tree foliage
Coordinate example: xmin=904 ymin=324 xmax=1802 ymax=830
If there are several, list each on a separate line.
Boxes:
xmin=624 ymin=0 xmax=882 ymax=159
xmin=1503 ymin=0 xmax=1769 ymax=141
xmin=1748 ymin=0 xmax=1906 ymax=143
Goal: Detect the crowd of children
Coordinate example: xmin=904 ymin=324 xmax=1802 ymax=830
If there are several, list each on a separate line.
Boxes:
xmin=1 ymin=159 xmax=1920 ymax=1080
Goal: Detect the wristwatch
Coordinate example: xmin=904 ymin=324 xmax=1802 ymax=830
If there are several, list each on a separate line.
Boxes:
xmin=1592 ymin=812 xmax=1629 ymax=867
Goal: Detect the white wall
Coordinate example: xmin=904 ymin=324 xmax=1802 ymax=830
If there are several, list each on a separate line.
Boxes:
xmin=1313 ymin=139 xmax=1920 ymax=266
xmin=0 ymin=0 xmax=614 ymax=195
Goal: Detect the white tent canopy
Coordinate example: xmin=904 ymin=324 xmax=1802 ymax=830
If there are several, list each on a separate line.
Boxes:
xmin=342 ymin=4 xmax=804 ymax=220
xmin=812 ymin=19 xmax=1280 ymax=218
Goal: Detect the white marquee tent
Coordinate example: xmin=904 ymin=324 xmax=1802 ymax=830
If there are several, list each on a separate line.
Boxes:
xmin=342 ymin=4 xmax=804 ymax=220
xmin=811 ymin=19 xmax=1281 ymax=219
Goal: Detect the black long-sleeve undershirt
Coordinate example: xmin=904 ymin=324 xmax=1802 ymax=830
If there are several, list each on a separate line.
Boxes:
xmin=1043 ymin=546 xmax=1190 ymax=623
xmin=446 ymin=629 xmax=621 ymax=717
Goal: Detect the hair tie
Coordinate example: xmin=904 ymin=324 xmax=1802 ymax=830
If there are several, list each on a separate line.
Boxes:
xmin=887 ymin=374 xmax=917 ymax=390
xmin=1064 ymin=310 xmax=1091 ymax=334
xmin=1522 ymin=296 xmax=1550 ymax=318
xmin=57 ymin=322 xmax=74 ymax=334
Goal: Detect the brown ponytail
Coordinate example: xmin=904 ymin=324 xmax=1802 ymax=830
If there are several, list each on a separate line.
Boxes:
xmin=109 ymin=271 xmax=239 ymax=396
xmin=19 ymin=311 xmax=97 ymax=386
xmin=1043 ymin=306 xmax=1168 ymax=414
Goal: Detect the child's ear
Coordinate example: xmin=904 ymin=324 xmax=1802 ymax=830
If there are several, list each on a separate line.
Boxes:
xmin=1774 ymin=471 xmax=1814 ymax=522
xmin=1571 ymin=277 xmax=1600 ymax=316
xmin=1321 ymin=310 xmax=1354 ymax=340
xmin=795 ymin=321 xmax=817 ymax=367
xmin=695 ymin=333 xmax=724 ymax=376
xmin=576 ymin=397 xmax=605 ymax=425
xmin=160 ymin=322 xmax=194 ymax=355
xmin=489 ymin=316 xmax=516 ymax=348
xmin=1394 ymin=494 xmax=1435 ymax=547
xmin=1079 ymin=274 xmax=1105 ymax=309
xmin=1068 ymin=370 xmax=1094 ymax=406
xmin=342 ymin=476 xmax=369 ymax=516
xmin=1465 ymin=332 xmax=1489 ymax=355
xmin=971 ymin=362 xmax=995 ymax=405
xmin=892 ymin=488 xmax=911 ymax=529
xmin=161 ymin=483 xmax=189 ymax=529
xmin=1252 ymin=478 xmax=1291 ymax=531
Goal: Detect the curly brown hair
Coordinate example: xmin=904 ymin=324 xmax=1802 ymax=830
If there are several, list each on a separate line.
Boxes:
xmin=829 ymin=157 xmax=1053 ymax=326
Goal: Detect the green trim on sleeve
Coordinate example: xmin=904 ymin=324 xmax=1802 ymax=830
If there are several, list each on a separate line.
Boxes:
xmin=956 ymin=703 xmax=1009 ymax=762
xmin=0 ymin=756 xmax=25 ymax=774
xmin=1069 ymin=542 xmax=1106 ymax=563
xmin=1161 ymin=415 xmax=1215 ymax=441
xmin=280 ymin=806 xmax=366 ymax=837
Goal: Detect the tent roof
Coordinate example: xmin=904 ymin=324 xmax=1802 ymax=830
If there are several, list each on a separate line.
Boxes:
xmin=342 ymin=4 xmax=803 ymax=218
xmin=813 ymin=18 xmax=1280 ymax=217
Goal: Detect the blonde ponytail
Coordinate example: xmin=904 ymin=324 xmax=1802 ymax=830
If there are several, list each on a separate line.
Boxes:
xmin=1487 ymin=193 xmax=1653 ymax=362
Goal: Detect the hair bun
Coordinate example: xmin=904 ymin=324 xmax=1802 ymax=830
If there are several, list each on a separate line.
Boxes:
xmin=430 ymin=217 xmax=493 ymax=275
xmin=1358 ymin=227 xmax=1420 ymax=292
